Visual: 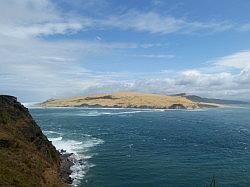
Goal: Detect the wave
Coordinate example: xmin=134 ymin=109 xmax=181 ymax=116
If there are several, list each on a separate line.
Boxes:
xmin=94 ymin=110 xmax=144 ymax=116
xmin=48 ymin=137 xmax=63 ymax=141
xmin=184 ymin=109 xmax=208 ymax=112
xmin=76 ymin=109 xmax=163 ymax=117
xmin=33 ymin=108 xmax=166 ymax=117
xmin=43 ymin=130 xmax=62 ymax=135
xmin=48 ymin=134 xmax=104 ymax=186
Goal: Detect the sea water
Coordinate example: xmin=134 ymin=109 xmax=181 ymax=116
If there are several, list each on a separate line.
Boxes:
xmin=30 ymin=107 xmax=250 ymax=187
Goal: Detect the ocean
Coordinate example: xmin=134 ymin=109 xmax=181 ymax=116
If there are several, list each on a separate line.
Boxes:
xmin=29 ymin=107 xmax=250 ymax=187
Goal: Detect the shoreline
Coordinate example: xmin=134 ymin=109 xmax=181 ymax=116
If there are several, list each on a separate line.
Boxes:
xmin=29 ymin=103 xmax=249 ymax=110
xmin=34 ymin=103 xmax=221 ymax=110
xmin=60 ymin=152 xmax=75 ymax=184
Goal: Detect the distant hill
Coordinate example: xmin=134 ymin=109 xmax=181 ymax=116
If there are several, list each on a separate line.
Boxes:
xmin=174 ymin=93 xmax=248 ymax=105
xmin=39 ymin=92 xmax=220 ymax=109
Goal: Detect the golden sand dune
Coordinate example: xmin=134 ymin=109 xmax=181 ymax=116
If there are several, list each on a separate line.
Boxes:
xmin=39 ymin=92 xmax=216 ymax=109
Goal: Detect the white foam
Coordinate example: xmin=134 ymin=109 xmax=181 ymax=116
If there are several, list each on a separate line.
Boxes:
xmin=108 ymin=111 xmax=143 ymax=115
xmin=76 ymin=110 xmax=149 ymax=117
xmin=48 ymin=134 xmax=104 ymax=186
xmin=185 ymin=109 xmax=208 ymax=112
xmin=43 ymin=130 xmax=62 ymax=135
xmin=50 ymin=139 xmax=83 ymax=155
xmin=37 ymin=108 xmax=165 ymax=117
xmin=49 ymin=137 xmax=62 ymax=141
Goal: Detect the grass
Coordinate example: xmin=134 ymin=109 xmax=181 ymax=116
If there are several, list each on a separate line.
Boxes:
xmin=0 ymin=95 xmax=68 ymax=186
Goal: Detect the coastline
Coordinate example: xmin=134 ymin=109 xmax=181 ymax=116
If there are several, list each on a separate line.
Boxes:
xmin=36 ymin=105 xmax=221 ymax=110
xmin=36 ymin=102 xmax=221 ymax=109
xmin=60 ymin=152 xmax=74 ymax=184
xmin=44 ymin=130 xmax=104 ymax=186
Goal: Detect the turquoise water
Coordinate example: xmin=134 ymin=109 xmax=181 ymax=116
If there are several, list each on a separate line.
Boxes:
xmin=30 ymin=107 xmax=250 ymax=187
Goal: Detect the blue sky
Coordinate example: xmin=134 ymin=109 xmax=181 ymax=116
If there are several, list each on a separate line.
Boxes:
xmin=0 ymin=0 xmax=250 ymax=101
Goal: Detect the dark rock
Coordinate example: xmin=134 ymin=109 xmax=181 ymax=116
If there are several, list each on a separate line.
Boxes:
xmin=60 ymin=149 xmax=67 ymax=153
xmin=169 ymin=104 xmax=187 ymax=109
xmin=85 ymin=95 xmax=116 ymax=100
xmin=0 ymin=139 xmax=11 ymax=148
xmin=60 ymin=153 xmax=74 ymax=184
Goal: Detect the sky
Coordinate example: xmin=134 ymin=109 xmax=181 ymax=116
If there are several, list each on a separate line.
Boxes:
xmin=0 ymin=0 xmax=250 ymax=102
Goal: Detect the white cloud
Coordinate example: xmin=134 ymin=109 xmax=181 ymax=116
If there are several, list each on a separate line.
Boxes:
xmin=100 ymin=11 xmax=233 ymax=34
xmin=0 ymin=0 xmax=59 ymax=24
xmin=214 ymin=51 xmax=250 ymax=69
xmin=0 ymin=22 xmax=84 ymax=38
xmin=0 ymin=0 xmax=241 ymax=39
xmin=80 ymin=52 xmax=250 ymax=100
xmin=0 ymin=0 xmax=89 ymax=38
xmin=0 ymin=33 xmax=167 ymax=101
xmin=82 ymin=68 xmax=250 ymax=100
xmin=237 ymin=68 xmax=250 ymax=84
xmin=127 ymin=54 xmax=175 ymax=59
xmin=239 ymin=23 xmax=250 ymax=31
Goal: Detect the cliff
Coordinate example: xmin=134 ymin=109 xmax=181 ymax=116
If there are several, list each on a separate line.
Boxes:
xmin=39 ymin=92 xmax=208 ymax=109
xmin=0 ymin=95 xmax=69 ymax=186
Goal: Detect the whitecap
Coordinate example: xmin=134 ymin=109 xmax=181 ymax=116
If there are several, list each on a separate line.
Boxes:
xmin=43 ymin=130 xmax=62 ymax=135
xmin=49 ymin=137 xmax=63 ymax=141
xmin=186 ymin=109 xmax=208 ymax=112
xmin=51 ymin=139 xmax=83 ymax=154
xmin=48 ymin=134 xmax=104 ymax=186
xmin=76 ymin=110 xmax=145 ymax=117
xmin=98 ymin=110 xmax=146 ymax=116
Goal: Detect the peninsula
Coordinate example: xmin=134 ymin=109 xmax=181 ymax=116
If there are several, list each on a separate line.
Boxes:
xmin=39 ymin=92 xmax=220 ymax=109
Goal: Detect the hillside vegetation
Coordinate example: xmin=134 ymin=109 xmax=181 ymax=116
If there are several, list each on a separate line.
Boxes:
xmin=0 ymin=95 xmax=68 ymax=187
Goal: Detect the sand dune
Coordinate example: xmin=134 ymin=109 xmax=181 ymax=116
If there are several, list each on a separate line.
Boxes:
xmin=39 ymin=92 xmax=218 ymax=109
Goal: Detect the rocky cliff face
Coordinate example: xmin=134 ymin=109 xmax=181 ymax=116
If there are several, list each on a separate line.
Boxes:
xmin=0 ymin=95 xmax=69 ymax=186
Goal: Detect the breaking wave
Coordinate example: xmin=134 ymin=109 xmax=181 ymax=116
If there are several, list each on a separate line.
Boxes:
xmin=45 ymin=131 xmax=104 ymax=186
